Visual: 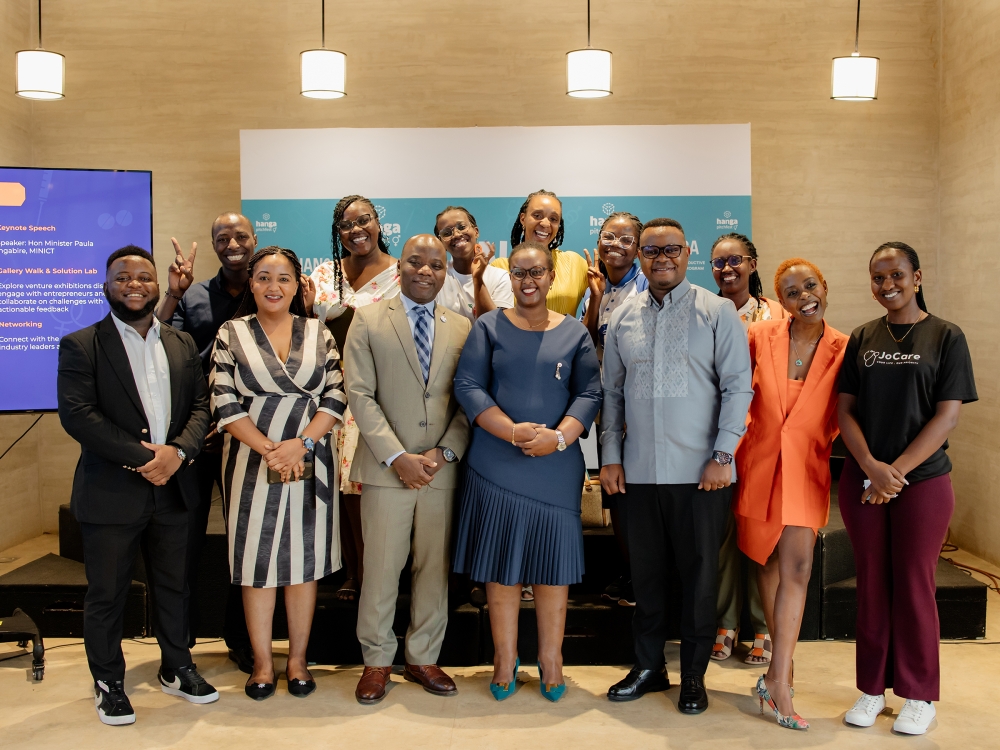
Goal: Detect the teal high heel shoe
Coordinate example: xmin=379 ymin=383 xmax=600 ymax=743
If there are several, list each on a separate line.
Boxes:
xmin=755 ymin=674 xmax=809 ymax=730
xmin=538 ymin=662 xmax=567 ymax=702
xmin=489 ymin=657 xmax=520 ymax=701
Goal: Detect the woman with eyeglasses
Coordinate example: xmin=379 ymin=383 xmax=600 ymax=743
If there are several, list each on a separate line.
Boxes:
xmin=307 ymin=195 xmax=400 ymax=604
xmin=490 ymin=189 xmax=589 ymax=316
xmin=732 ymin=259 xmax=848 ymax=730
xmin=837 ymin=243 xmax=976 ymax=736
xmin=709 ymin=233 xmax=785 ymax=666
xmin=453 ymin=241 xmax=602 ymax=702
xmin=433 ymin=205 xmax=513 ymax=320
xmin=579 ymin=211 xmax=647 ymax=608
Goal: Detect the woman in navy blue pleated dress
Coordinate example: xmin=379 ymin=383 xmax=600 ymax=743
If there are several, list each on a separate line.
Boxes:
xmin=453 ymin=241 xmax=602 ymax=701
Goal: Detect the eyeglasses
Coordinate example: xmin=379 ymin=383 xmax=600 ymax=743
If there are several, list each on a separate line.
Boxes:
xmin=600 ymin=231 xmax=636 ymax=249
xmin=711 ymin=255 xmax=753 ymax=271
xmin=640 ymin=244 xmax=685 ymax=260
xmin=510 ymin=266 xmax=550 ymax=280
xmin=335 ymin=213 xmax=374 ymax=232
xmin=439 ymin=221 xmax=472 ymax=239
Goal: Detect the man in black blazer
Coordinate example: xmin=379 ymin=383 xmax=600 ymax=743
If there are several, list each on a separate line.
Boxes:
xmin=58 ymin=245 xmax=219 ymax=726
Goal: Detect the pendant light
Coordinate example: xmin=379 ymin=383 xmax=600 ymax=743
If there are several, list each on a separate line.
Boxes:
xmin=16 ymin=0 xmax=65 ymax=100
xmin=566 ymin=0 xmax=612 ymax=98
xmin=301 ymin=0 xmax=346 ymax=99
xmin=831 ymin=0 xmax=879 ymax=101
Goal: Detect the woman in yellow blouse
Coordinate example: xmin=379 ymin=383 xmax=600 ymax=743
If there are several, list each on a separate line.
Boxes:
xmin=491 ymin=190 xmax=588 ymax=316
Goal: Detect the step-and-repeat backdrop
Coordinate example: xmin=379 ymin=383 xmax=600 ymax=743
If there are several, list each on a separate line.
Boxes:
xmin=239 ymin=124 xmax=752 ymax=292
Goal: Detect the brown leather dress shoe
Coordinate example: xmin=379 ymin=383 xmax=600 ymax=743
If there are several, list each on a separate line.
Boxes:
xmin=403 ymin=664 xmax=457 ymax=696
xmin=356 ymin=666 xmax=392 ymax=705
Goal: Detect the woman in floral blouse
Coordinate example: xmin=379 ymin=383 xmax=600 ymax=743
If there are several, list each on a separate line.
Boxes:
xmin=308 ymin=194 xmax=400 ymax=602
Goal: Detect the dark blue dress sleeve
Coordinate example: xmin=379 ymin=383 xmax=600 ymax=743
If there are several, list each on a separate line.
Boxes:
xmin=564 ymin=327 xmax=603 ymax=438
xmin=454 ymin=314 xmax=498 ymax=423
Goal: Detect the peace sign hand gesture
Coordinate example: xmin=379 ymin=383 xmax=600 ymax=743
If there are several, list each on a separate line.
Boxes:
xmin=472 ymin=242 xmax=496 ymax=283
xmin=168 ymin=237 xmax=197 ymax=297
xmin=583 ymin=249 xmax=605 ymax=302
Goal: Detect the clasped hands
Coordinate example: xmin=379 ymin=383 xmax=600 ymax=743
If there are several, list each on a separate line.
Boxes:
xmin=512 ymin=421 xmax=561 ymax=458
xmin=261 ymin=438 xmax=310 ymax=483
xmin=862 ymin=459 xmax=908 ymax=504
xmin=599 ymin=459 xmax=733 ymax=496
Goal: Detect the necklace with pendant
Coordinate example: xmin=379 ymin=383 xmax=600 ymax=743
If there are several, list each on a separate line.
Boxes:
xmin=884 ymin=315 xmax=921 ymax=344
xmin=790 ymin=324 xmax=822 ymax=367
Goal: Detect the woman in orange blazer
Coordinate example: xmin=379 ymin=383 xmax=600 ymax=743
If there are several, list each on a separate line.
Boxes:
xmin=735 ymin=258 xmax=848 ymax=730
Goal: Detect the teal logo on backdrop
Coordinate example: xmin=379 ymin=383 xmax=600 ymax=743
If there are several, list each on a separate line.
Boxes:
xmin=242 ymin=195 xmax=751 ymax=293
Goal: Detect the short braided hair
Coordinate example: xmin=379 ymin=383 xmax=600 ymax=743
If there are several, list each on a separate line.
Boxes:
xmin=510 ymin=190 xmax=564 ymax=250
xmin=433 ymin=205 xmax=478 ymax=235
xmin=712 ymin=232 xmax=763 ymax=301
xmin=330 ymin=195 xmax=390 ymax=301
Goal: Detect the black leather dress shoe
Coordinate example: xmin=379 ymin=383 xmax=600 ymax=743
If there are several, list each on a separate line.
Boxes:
xmin=607 ymin=667 xmax=671 ymax=702
xmin=678 ymin=674 xmax=709 ymax=714
xmin=228 ymin=646 xmax=254 ymax=675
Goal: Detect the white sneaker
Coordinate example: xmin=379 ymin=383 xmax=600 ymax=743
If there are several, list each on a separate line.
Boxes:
xmin=893 ymin=699 xmax=936 ymax=735
xmin=844 ymin=692 xmax=886 ymax=727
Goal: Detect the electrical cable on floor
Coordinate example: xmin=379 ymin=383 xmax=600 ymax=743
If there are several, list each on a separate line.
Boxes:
xmin=940 ymin=529 xmax=1000 ymax=594
xmin=0 ymin=640 xmax=84 ymax=663
xmin=0 ymin=414 xmax=44 ymax=463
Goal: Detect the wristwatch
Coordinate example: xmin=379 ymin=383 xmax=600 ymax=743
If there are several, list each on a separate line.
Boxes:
xmin=175 ymin=447 xmax=187 ymax=462
xmin=299 ymin=435 xmax=316 ymax=452
xmin=555 ymin=430 xmax=567 ymax=452
xmin=712 ymin=450 xmax=733 ymax=466
xmin=439 ymin=446 xmax=458 ymax=463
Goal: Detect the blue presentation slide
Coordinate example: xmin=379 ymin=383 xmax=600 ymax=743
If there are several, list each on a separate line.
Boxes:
xmin=0 ymin=167 xmax=152 ymax=412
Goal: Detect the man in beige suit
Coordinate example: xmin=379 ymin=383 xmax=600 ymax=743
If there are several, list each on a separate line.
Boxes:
xmin=345 ymin=234 xmax=471 ymax=705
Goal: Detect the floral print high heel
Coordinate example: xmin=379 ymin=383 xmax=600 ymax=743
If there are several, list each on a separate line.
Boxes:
xmin=756 ymin=674 xmax=809 ymax=730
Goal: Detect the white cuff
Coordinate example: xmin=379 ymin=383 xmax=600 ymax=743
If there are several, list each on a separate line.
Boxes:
xmin=385 ymin=450 xmax=404 ymax=467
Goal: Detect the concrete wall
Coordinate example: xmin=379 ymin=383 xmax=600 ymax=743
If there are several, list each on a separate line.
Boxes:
xmin=0 ymin=1 xmax=977 ymax=555
xmin=939 ymin=1 xmax=1000 ymax=564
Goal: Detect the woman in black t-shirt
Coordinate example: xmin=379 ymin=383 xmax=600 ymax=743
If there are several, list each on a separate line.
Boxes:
xmin=837 ymin=242 xmax=977 ymax=737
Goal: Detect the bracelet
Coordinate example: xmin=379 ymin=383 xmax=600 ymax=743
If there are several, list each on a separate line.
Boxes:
xmin=165 ymin=290 xmax=183 ymax=301
xmin=511 ymin=426 xmax=517 ymax=446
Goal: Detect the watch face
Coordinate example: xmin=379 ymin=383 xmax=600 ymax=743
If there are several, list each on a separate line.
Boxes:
xmin=443 ymin=448 xmax=456 ymax=462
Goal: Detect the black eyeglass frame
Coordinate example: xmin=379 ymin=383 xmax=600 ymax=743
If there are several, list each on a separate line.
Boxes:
xmin=639 ymin=244 xmax=685 ymax=260
xmin=510 ymin=266 xmax=551 ymax=280
xmin=710 ymin=254 xmax=754 ymax=271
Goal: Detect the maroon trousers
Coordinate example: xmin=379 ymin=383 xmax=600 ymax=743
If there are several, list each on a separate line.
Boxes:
xmin=839 ymin=456 xmax=954 ymax=701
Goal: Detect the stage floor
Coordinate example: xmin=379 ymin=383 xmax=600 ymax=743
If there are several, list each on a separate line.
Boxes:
xmin=2 ymin=535 xmax=1000 ymax=749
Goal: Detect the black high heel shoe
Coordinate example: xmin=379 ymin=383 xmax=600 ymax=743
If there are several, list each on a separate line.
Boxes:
xmin=245 ymin=676 xmax=276 ymax=701
xmin=286 ymin=674 xmax=316 ymax=698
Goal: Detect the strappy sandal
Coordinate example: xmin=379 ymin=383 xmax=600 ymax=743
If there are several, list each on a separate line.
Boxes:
xmin=711 ymin=628 xmax=737 ymax=661
xmin=521 ymin=585 xmax=534 ymax=602
xmin=745 ymin=633 xmax=772 ymax=664
xmin=336 ymin=578 xmax=359 ymax=601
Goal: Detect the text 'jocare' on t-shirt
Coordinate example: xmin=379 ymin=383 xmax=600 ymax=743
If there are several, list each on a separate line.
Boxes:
xmin=838 ymin=314 xmax=977 ymax=482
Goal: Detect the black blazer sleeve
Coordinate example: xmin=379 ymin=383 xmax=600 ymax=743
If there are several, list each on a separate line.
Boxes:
xmin=167 ymin=328 xmax=211 ymax=460
xmin=57 ymin=331 xmax=154 ymax=467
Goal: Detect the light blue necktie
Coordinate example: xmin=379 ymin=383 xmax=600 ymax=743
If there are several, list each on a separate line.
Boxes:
xmin=413 ymin=306 xmax=432 ymax=383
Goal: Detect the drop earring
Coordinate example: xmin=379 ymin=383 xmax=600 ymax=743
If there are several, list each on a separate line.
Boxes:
xmin=914 ymin=285 xmax=920 ymax=293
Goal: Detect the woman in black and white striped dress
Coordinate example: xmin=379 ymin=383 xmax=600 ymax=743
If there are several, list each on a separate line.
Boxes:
xmin=210 ymin=246 xmax=346 ymax=700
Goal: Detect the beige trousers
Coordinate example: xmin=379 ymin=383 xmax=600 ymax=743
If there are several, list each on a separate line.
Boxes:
xmin=356 ymin=484 xmax=454 ymax=666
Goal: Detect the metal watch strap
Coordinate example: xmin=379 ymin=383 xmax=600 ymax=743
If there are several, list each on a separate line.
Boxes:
xmin=713 ymin=450 xmax=732 ymax=466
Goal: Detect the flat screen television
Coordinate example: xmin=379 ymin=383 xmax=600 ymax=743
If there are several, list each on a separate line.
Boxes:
xmin=0 ymin=167 xmax=153 ymax=412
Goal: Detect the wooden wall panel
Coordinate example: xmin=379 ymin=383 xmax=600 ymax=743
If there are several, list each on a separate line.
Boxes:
xmin=939 ymin=1 xmax=1000 ymax=564
xmin=0 ymin=1 xmax=949 ymax=545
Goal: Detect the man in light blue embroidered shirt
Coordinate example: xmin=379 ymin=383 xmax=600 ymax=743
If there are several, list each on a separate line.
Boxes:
xmin=600 ymin=218 xmax=752 ymax=714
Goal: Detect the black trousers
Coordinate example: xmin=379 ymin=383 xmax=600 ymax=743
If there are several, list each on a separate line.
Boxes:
xmin=189 ymin=450 xmax=251 ymax=650
xmin=81 ymin=496 xmax=191 ymax=683
xmin=626 ymin=482 xmax=731 ymax=676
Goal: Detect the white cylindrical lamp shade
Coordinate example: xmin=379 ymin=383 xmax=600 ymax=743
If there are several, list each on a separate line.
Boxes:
xmin=300 ymin=49 xmax=346 ymax=99
xmin=15 ymin=49 xmax=65 ymax=100
xmin=566 ymin=48 xmax=612 ymax=98
xmin=831 ymin=53 xmax=879 ymax=100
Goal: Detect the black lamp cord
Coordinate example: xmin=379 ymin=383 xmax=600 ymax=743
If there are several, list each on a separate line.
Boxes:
xmin=0 ymin=414 xmax=44 ymax=463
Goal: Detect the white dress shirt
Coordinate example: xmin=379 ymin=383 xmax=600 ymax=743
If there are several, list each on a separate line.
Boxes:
xmin=386 ymin=294 xmax=438 ymax=467
xmin=435 ymin=260 xmax=514 ymax=321
xmin=111 ymin=313 xmax=172 ymax=445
